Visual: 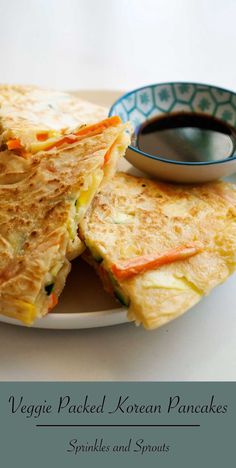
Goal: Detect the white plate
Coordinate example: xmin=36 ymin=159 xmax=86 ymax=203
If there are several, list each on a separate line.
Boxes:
xmin=1 ymin=90 xmax=236 ymax=330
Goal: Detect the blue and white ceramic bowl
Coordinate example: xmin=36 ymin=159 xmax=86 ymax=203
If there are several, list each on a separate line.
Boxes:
xmin=109 ymin=82 xmax=236 ymax=183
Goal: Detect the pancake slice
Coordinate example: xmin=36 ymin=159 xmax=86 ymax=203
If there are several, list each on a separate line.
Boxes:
xmin=0 ymin=85 xmax=107 ymax=153
xmin=79 ymin=173 xmax=236 ymax=329
xmin=0 ymin=119 xmax=130 ymax=325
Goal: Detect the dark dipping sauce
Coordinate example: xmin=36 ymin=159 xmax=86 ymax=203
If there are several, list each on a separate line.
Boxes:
xmin=137 ymin=112 xmax=236 ymax=163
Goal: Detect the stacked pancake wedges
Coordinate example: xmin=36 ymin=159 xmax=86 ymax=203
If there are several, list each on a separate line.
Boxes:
xmin=0 ymin=86 xmax=131 ymax=324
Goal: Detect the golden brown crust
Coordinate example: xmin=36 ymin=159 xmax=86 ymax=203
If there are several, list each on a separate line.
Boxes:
xmin=0 ymin=85 xmax=107 ymax=150
xmin=80 ymin=173 xmax=236 ymax=329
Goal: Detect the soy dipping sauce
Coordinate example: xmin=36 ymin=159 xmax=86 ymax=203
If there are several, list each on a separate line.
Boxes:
xmin=137 ymin=112 xmax=236 ymax=163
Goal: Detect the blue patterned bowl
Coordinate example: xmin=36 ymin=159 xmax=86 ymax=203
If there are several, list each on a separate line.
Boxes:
xmin=109 ymin=82 xmax=236 ymax=183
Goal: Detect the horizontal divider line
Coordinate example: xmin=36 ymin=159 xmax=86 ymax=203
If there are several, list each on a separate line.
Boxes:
xmin=36 ymin=424 xmax=200 ymax=428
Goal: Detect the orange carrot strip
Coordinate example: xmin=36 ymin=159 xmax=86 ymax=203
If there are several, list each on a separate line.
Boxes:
xmin=103 ymin=140 xmax=117 ymax=166
xmin=36 ymin=132 xmax=49 ymax=141
xmin=74 ymin=116 xmax=121 ymax=137
xmin=44 ymin=135 xmax=77 ymax=151
xmin=44 ymin=116 xmax=121 ymax=151
xmin=7 ymin=138 xmax=23 ymax=150
xmin=6 ymin=116 xmax=121 ymax=153
xmin=98 ymin=265 xmax=114 ymax=294
xmin=48 ymin=292 xmax=58 ymax=311
xmin=111 ymin=243 xmax=202 ymax=281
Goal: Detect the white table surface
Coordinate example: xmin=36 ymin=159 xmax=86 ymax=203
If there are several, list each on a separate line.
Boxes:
xmin=0 ymin=0 xmax=236 ymax=381
xmin=1 ymin=273 xmax=236 ymax=381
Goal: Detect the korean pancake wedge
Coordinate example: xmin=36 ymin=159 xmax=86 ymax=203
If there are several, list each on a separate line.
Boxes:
xmin=0 ymin=118 xmax=130 ymax=325
xmin=0 ymin=85 xmax=107 ymax=153
xmin=79 ymin=173 xmax=236 ymax=329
